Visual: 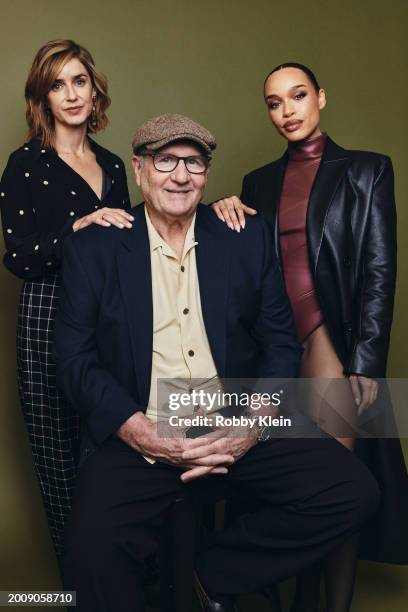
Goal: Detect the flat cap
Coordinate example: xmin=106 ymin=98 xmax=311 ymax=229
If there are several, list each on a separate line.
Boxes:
xmin=132 ymin=113 xmax=216 ymax=155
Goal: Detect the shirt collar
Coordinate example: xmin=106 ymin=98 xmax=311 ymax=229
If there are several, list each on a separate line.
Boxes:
xmin=144 ymin=206 xmax=198 ymax=259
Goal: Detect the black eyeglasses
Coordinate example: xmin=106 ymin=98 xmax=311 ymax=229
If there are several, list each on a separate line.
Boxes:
xmin=141 ymin=153 xmax=211 ymax=174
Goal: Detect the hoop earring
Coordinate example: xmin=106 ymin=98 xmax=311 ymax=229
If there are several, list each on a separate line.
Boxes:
xmin=91 ymin=96 xmax=97 ymax=128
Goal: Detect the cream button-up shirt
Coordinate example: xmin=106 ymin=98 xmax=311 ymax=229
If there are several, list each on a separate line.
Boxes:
xmin=144 ymin=207 xmax=221 ymax=431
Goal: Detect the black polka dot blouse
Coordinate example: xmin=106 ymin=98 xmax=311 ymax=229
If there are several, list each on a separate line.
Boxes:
xmin=0 ymin=137 xmax=130 ymax=279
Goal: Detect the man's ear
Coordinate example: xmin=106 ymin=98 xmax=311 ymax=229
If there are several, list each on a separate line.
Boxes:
xmin=132 ymin=156 xmax=143 ymax=187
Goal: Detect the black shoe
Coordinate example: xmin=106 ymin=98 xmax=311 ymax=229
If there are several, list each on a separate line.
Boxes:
xmin=194 ymin=571 xmax=237 ymax=612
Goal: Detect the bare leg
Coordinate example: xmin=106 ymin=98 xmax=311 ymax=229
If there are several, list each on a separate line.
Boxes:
xmin=290 ymin=325 xmax=358 ymax=612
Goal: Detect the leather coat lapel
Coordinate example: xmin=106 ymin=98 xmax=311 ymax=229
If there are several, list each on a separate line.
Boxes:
xmin=117 ymin=205 xmax=152 ymax=407
xmin=195 ymin=206 xmax=229 ymax=377
xmin=307 ymin=137 xmax=351 ymax=273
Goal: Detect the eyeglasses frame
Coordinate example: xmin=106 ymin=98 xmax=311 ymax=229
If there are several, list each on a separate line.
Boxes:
xmin=139 ymin=152 xmax=211 ymax=175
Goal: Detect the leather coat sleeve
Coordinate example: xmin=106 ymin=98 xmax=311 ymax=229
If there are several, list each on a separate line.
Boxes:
xmin=347 ymin=158 xmax=397 ymax=377
xmin=54 ymin=236 xmax=145 ymax=445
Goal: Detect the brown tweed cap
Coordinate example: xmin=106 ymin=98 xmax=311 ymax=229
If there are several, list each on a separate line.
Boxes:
xmin=132 ymin=113 xmax=216 ymax=155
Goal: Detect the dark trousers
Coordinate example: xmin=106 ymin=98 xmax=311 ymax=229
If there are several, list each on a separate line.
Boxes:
xmin=62 ymin=436 xmax=379 ymax=611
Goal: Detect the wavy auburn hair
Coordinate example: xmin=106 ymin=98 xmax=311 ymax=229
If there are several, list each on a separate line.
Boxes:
xmin=25 ymin=39 xmax=110 ymax=148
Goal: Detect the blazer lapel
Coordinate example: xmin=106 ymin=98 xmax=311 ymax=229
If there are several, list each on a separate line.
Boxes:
xmin=257 ymin=154 xmax=287 ymax=260
xmin=195 ymin=206 xmax=229 ymax=377
xmin=117 ymin=205 xmax=153 ymax=407
xmin=307 ymin=137 xmax=351 ymax=273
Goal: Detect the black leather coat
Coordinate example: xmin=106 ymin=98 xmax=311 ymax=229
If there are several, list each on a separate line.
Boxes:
xmin=240 ymin=136 xmax=397 ymax=378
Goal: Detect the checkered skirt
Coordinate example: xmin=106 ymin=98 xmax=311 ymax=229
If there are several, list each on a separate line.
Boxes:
xmin=16 ymin=273 xmax=79 ymax=557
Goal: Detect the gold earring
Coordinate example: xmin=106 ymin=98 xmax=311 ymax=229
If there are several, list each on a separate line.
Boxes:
xmin=91 ymin=96 xmax=97 ymax=128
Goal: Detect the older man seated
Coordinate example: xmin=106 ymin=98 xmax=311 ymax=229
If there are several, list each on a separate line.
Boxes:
xmin=54 ymin=114 xmax=379 ymax=612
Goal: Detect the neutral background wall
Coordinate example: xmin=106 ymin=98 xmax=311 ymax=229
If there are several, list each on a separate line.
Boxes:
xmin=0 ymin=1 xmax=406 ymax=610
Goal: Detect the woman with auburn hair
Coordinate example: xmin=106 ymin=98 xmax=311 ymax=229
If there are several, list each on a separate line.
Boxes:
xmin=212 ymin=63 xmax=408 ymax=611
xmin=0 ymin=39 xmax=133 ymax=557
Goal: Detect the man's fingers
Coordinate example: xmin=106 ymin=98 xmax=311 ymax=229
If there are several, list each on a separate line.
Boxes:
xmin=184 ymin=453 xmax=234 ymax=466
xmin=180 ymin=465 xmax=213 ymax=482
xmin=182 ymin=437 xmax=229 ymax=460
xmin=180 ymin=465 xmax=228 ymax=482
xmin=182 ymin=429 xmax=227 ymax=450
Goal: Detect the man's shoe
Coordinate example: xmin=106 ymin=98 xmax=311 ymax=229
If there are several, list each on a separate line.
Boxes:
xmin=194 ymin=571 xmax=237 ymax=612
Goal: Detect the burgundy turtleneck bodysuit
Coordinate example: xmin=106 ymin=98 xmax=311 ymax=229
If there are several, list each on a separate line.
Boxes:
xmin=279 ymin=133 xmax=327 ymax=343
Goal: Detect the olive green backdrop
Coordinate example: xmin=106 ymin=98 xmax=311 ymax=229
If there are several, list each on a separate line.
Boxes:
xmin=0 ymin=1 xmax=406 ymax=610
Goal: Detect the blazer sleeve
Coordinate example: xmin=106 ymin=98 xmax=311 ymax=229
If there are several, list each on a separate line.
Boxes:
xmin=117 ymin=157 xmax=132 ymax=211
xmin=240 ymin=173 xmax=257 ymax=208
xmin=347 ymin=158 xmax=397 ymax=377
xmin=0 ymin=154 xmax=75 ymax=279
xmin=54 ymin=236 xmax=145 ymax=445
xmin=251 ymin=221 xmax=302 ymax=378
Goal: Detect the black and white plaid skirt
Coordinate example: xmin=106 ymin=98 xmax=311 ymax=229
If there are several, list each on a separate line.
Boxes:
xmin=16 ymin=273 xmax=79 ymax=557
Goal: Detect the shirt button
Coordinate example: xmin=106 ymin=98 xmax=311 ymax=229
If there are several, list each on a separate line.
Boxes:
xmin=183 ymin=308 xmax=189 ymax=315
xmin=46 ymin=261 xmax=52 ymax=266
xmin=180 ymin=265 xmax=185 ymax=272
xmin=24 ymin=266 xmax=30 ymax=271
xmin=46 ymin=163 xmax=50 ymax=168
xmin=41 ymin=149 xmax=46 ymax=154
xmin=43 ymin=180 xmax=49 ymax=185
xmin=12 ymin=253 xmax=16 ymax=258
xmin=95 ymin=205 xmax=99 ymax=209
xmin=53 ymin=238 xmax=58 ymax=244
xmin=24 ymin=172 xmax=30 ymax=178
xmin=112 ymin=179 xmax=115 ymax=184
xmin=115 ymin=164 xmax=120 ymax=169
xmin=24 ymin=146 xmax=29 ymax=151
xmin=6 ymin=228 xmax=12 ymax=234
xmin=188 ymin=350 xmax=195 ymax=357
xmin=19 ymin=210 xmax=24 ymax=215
xmin=71 ymin=190 xmax=76 ymax=195
xmin=69 ymin=211 xmax=75 ymax=216
xmin=0 ymin=192 xmax=5 ymax=197
xmin=34 ymin=244 xmax=39 ymax=250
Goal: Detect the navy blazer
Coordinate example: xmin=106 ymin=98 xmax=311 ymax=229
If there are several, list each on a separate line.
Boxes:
xmin=54 ymin=203 xmax=301 ymax=459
